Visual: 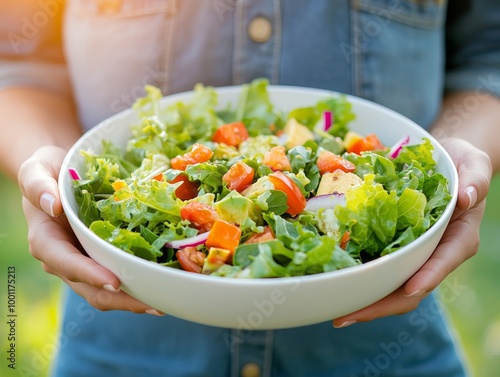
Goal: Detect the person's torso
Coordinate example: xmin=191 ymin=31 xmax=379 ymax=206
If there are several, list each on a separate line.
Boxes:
xmin=54 ymin=3 xmax=469 ymax=376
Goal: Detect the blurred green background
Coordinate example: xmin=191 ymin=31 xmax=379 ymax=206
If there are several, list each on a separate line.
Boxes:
xmin=1 ymin=172 xmax=499 ymax=377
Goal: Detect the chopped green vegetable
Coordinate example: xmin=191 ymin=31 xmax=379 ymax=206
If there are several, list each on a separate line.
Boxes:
xmin=73 ymin=79 xmax=452 ymax=277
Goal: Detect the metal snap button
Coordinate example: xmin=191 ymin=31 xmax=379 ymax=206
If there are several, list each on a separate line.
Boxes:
xmin=241 ymin=362 xmax=261 ymax=377
xmin=248 ymin=16 xmax=272 ymax=43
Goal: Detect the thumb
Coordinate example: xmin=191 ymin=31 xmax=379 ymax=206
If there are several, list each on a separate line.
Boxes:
xmin=441 ymin=139 xmax=492 ymax=211
xmin=18 ymin=146 xmax=68 ymax=217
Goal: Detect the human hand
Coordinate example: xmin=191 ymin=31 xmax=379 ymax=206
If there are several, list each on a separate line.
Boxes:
xmin=18 ymin=146 xmax=164 ymax=316
xmin=333 ymin=138 xmax=492 ymax=328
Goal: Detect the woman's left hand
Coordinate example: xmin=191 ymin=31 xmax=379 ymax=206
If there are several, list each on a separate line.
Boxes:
xmin=333 ymin=138 xmax=492 ymax=328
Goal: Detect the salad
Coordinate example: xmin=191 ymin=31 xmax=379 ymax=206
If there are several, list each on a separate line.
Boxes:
xmin=70 ymin=79 xmax=451 ymax=278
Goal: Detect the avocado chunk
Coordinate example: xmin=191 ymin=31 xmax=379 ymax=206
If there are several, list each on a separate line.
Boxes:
xmin=215 ymin=190 xmax=262 ymax=225
xmin=241 ymin=176 xmax=274 ymax=199
xmin=316 ymin=171 xmax=363 ymax=195
xmin=283 ymin=118 xmax=315 ymax=149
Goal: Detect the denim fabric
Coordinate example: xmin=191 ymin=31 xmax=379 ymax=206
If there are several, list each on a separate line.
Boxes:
xmin=2 ymin=0 xmax=497 ymax=376
xmin=62 ymin=0 xmax=449 ymax=130
xmin=53 ymin=288 xmax=466 ymax=377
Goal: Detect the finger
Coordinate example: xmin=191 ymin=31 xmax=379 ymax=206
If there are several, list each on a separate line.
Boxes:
xmin=61 ymin=278 xmax=164 ymax=315
xmin=441 ymin=139 xmax=492 ymax=210
xmin=332 ymin=202 xmax=485 ymax=327
xmin=18 ymin=146 xmax=68 ymax=217
xmin=24 ymin=196 xmax=121 ymax=292
xmin=403 ymin=201 xmax=485 ymax=297
xmin=333 ymin=288 xmax=431 ymax=328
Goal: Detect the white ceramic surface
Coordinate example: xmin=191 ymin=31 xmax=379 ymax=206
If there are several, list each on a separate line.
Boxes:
xmin=59 ymin=86 xmax=458 ymax=330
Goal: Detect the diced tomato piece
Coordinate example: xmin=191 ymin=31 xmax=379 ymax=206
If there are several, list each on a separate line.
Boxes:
xmin=343 ymin=131 xmax=363 ymax=151
xmin=347 ymin=134 xmax=385 ymax=154
xmin=176 ymin=247 xmax=205 ymax=273
xmin=268 ymin=171 xmax=307 ymax=216
xmin=212 ymin=122 xmax=249 ymax=147
xmin=170 ymin=155 xmax=197 ymax=171
xmin=180 ymin=202 xmax=219 ymax=232
xmin=152 ymin=173 xmax=163 ymax=181
xmin=168 ymin=174 xmax=200 ymax=201
xmin=206 ymin=220 xmax=242 ymax=254
xmin=223 ymin=161 xmax=255 ymax=192
xmin=189 ymin=143 xmax=214 ymax=162
xmin=263 ymin=146 xmax=292 ymax=171
xmin=340 ymin=231 xmax=350 ymax=250
xmin=244 ymin=226 xmax=275 ymax=244
xmin=170 ymin=143 xmax=214 ymax=170
xmin=316 ymin=150 xmax=355 ymax=175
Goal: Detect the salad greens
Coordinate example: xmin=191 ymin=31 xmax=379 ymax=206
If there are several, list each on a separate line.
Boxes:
xmin=72 ymin=78 xmax=451 ymax=278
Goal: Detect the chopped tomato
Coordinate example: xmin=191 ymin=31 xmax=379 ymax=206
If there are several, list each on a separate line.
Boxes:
xmin=223 ymin=161 xmax=255 ymax=192
xmin=180 ymin=202 xmax=219 ymax=232
xmin=347 ymin=134 xmax=384 ymax=154
xmin=170 ymin=143 xmax=214 ymax=170
xmin=244 ymin=226 xmax=275 ymax=244
xmin=212 ymin=122 xmax=249 ymax=147
xmin=189 ymin=143 xmax=214 ymax=162
xmin=176 ymin=247 xmax=205 ymax=273
xmin=343 ymin=131 xmax=363 ymax=151
xmin=263 ymin=146 xmax=291 ymax=171
xmin=206 ymin=220 xmax=242 ymax=254
xmin=340 ymin=231 xmax=350 ymax=250
xmin=268 ymin=171 xmax=307 ymax=216
xmin=316 ymin=150 xmax=355 ymax=175
xmin=151 ymin=173 xmax=163 ymax=181
xmin=170 ymin=155 xmax=197 ymax=171
xmin=168 ymin=174 xmax=200 ymax=201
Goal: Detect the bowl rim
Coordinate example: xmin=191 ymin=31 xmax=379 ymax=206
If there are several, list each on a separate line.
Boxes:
xmin=59 ymin=84 xmax=459 ymax=287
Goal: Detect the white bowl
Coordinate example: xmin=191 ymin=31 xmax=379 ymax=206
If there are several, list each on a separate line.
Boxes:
xmin=59 ymin=85 xmax=458 ymax=329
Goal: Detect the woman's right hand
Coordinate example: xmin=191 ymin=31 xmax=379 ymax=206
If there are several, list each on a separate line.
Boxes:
xmin=18 ymin=146 xmax=164 ymax=316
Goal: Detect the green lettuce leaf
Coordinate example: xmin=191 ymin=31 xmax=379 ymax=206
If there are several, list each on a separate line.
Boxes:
xmin=394 ymin=138 xmax=436 ymax=172
xmin=237 ymin=243 xmax=288 ymax=278
xmin=128 ymin=83 xmax=223 ymax=156
xmin=132 ymin=179 xmax=182 ymax=222
xmin=90 ymin=220 xmax=162 ymax=261
xmin=234 ymin=78 xmax=285 ymax=136
xmin=396 ymin=188 xmax=429 ymax=234
xmin=287 ymin=95 xmax=355 ymax=138
xmin=185 ymin=162 xmax=228 ymax=194
xmin=334 ymin=175 xmax=398 ymax=256
xmin=287 ymin=146 xmax=320 ymax=193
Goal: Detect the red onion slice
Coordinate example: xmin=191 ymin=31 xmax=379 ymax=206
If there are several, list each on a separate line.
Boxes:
xmin=323 ymin=111 xmax=333 ymax=131
xmin=387 ymin=135 xmax=410 ymax=159
xmin=68 ymin=167 xmax=81 ymax=180
xmin=305 ymin=193 xmax=346 ymax=212
xmin=164 ymin=232 xmax=209 ymax=249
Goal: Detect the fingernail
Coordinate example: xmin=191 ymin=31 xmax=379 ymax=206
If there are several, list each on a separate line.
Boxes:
xmin=103 ymin=284 xmax=120 ymax=293
xmin=145 ymin=309 xmax=165 ymax=317
xmin=333 ymin=320 xmax=357 ymax=328
xmin=465 ymin=186 xmax=477 ymax=210
xmin=405 ymin=289 xmax=425 ymax=298
xmin=40 ymin=193 xmax=56 ymax=217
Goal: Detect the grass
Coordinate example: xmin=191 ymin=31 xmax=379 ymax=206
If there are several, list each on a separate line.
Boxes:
xmin=0 ymin=172 xmax=499 ymax=377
